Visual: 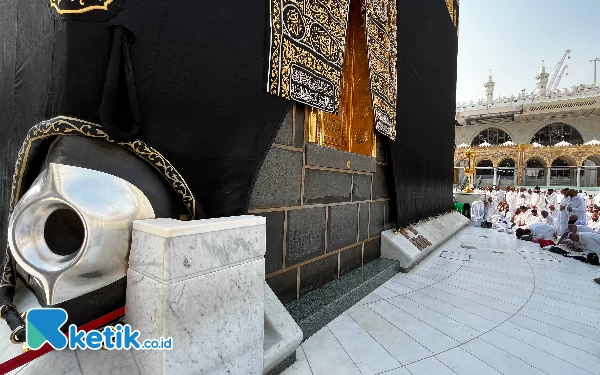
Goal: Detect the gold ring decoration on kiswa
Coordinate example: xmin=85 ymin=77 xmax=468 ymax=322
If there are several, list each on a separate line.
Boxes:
xmin=10 ymin=325 xmax=25 ymax=344
xmin=0 ymin=304 xmax=17 ymax=321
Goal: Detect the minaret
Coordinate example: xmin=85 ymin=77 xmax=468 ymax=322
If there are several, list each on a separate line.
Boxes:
xmin=484 ymin=71 xmax=495 ymax=104
xmin=536 ymin=60 xmax=549 ymax=96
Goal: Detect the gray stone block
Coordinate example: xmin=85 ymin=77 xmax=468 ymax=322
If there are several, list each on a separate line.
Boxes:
xmin=372 ymin=164 xmax=391 ymax=200
xmin=369 ymin=201 xmax=385 ymax=237
xmin=267 ymin=269 xmax=297 ymax=304
xmin=339 ymin=244 xmax=363 ymax=276
xmin=304 ymin=169 xmax=352 ymax=205
xmin=294 ymin=104 xmax=305 ymax=148
xmin=364 ymin=237 xmax=381 ymax=264
xmin=254 ymin=211 xmax=284 ymax=274
xmin=286 ymin=207 xmax=326 ymax=266
xmin=327 ymin=204 xmax=358 ymax=252
xmin=299 ymin=255 xmax=338 ymax=297
xmin=305 ymin=143 xmax=376 ymax=173
xmin=384 ymin=200 xmax=396 ymax=230
xmin=274 ymin=108 xmax=293 ymax=146
xmin=249 ymin=148 xmax=302 ymax=209
xmin=359 ymin=203 xmax=369 ymax=241
xmin=352 ymin=173 xmax=372 ymax=201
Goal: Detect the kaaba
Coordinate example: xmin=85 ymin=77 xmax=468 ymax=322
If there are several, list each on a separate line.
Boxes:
xmin=0 ymin=0 xmax=459 ymax=371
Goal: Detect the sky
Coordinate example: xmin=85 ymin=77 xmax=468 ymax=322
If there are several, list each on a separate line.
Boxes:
xmin=456 ymin=0 xmax=600 ymax=104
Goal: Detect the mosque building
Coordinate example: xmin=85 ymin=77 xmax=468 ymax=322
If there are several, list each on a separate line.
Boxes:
xmin=454 ymin=59 xmax=600 ymax=188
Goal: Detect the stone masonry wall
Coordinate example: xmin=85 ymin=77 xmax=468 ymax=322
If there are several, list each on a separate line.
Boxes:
xmin=249 ymin=104 xmax=395 ymax=303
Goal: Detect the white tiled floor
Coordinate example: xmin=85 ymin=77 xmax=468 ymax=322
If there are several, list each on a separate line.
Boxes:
xmin=282 ymin=225 xmax=600 ymax=375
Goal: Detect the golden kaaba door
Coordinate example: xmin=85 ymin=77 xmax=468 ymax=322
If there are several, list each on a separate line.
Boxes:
xmin=308 ymin=0 xmax=376 ymax=157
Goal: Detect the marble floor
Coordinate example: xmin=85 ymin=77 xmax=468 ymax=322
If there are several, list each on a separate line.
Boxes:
xmin=282 ymin=225 xmax=600 ymax=375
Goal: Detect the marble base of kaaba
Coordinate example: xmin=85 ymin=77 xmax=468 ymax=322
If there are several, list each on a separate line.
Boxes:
xmin=381 ymin=212 xmax=469 ymax=271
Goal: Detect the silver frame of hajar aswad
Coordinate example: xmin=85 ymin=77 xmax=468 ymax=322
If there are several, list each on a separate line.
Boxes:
xmin=8 ymin=163 xmax=155 ymax=305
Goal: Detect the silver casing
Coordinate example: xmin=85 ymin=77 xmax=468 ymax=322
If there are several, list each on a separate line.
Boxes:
xmin=8 ymin=163 xmax=155 ymax=305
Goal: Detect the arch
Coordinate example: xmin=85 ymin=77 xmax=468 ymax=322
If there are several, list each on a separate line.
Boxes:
xmin=471 ymin=127 xmax=513 ymax=146
xmin=551 ymin=156 xmax=576 ymax=167
xmin=477 ymin=159 xmax=493 ymax=168
xmin=525 ymin=157 xmax=546 ymax=168
xmin=497 ymin=158 xmax=516 ymax=168
xmin=583 ymin=154 xmax=600 ymax=166
xmin=529 ymin=122 xmax=583 ymax=146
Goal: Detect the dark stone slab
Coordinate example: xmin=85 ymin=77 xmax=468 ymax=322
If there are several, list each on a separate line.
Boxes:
xmin=285 ymin=258 xmax=400 ymax=340
xmin=352 ymin=173 xmax=372 ymax=201
xmin=299 ymin=255 xmax=338 ymax=297
xmin=274 ymin=108 xmax=293 ymax=146
xmin=265 ymin=352 xmax=296 ymax=375
xmin=267 ymin=269 xmax=298 ymax=304
xmin=249 ymin=148 xmax=302 ymax=209
xmin=376 ymin=133 xmax=387 ymax=163
xmin=363 ymin=237 xmax=381 ymax=264
xmin=340 ymin=244 xmax=363 ymax=277
xmin=305 ymin=143 xmax=376 ymax=173
xmin=359 ymin=203 xmax=369 ymax=241
xmin=286 ymin=207 xmax=326 ymax=266
xmin=384 ymin=200 xmax=396 ymax=230
xmin=304 ymin=168 xmax=352 ymax=205
xmin=369 ymin=201 xmax=385 ymax=237
xmin=254 ymin=211 xmax=284 ymax=274
xmin=372 ymin=163 xmax=391 ymax=200
xmin=327 ymin=204 xmax=358 ymax=252
xmin=294 ymin=104 xmax=305 ymax=148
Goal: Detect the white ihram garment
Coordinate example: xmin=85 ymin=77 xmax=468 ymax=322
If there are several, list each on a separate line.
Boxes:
xmin=527 ymin=223 xmax=555 ymax=240
xmin=546 ymin=192 xmax=557 ymax=207
xmin=576 ymin=232 xmax=600 ymax=253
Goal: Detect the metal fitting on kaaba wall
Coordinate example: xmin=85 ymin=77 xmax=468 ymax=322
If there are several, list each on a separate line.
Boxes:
xmin=8 ymin=163 xmax=155 ymax=306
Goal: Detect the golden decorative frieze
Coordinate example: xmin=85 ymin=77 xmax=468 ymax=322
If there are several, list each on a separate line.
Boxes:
xmin=454 ymin=143 xmax=600 ymax=169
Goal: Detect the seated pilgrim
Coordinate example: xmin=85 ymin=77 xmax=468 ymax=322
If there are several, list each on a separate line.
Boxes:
xmin=588 ymin=211 xmax=600 ymax=232
xmin=540 ymin=210 xmax=554 ymax=226
xmin=524 ymin=209 xmax=543 ymax=226
xmin=470 ymin=197 xmax=486 ymax=226
xmin=515 ymin=223 xmax=556 ymax=240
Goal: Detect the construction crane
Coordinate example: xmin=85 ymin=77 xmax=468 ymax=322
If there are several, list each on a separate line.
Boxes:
xmin=549 ymin=64 xmax=569 ymax=93
xmin=548 ymin=50 xmax=571 ymax=92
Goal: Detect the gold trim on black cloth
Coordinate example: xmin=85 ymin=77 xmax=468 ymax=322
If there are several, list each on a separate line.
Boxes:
xmin=267 ymin=0 xmax=398 ymax=140
xmin=364 ymin=0 xmax=398 ymax=140
xmin=267 ymin=0 xmax=351 ymax=114
xmin=1 ymin=115 xmax=197 ymax=292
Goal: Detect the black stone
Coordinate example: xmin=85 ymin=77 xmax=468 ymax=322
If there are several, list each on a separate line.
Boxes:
xmin=359 ymin=203 xmax=369 ymax=241
xmin=267 ymin=269 xmax=298 ymax=304
xmin=372 ymin=163 xmax=391 ymax=200
xmin=305 ymin=143 xmax=376 ymax=173
xmin=327 ymin=204 xmax=358 ymax=252
xmin=352 ymin=173 xmax=372 ymax=201
xmin=363 ymin=237 xmax=381 ymax=264
xmin=249 ymin=148 xmax=302 ymax=209
xmin=286 ymin=207 xmax=326 ymax=266
xmin=254 ymin=211 xmax=284 ymax=274
xmin=369 ymin=201 xmax=385 ymax=237
xmin=285 ymin=258 xmax=400 ymax=340
xmin=340 ymin=244 xmax=363 ymax=276
xmin=274 ymin=108 xmax=293 ymax=146
xmin=293 ymin=104 xmax=305 ymax=148
xmin=299 ymin=255 xmax=338 ymax=297
xmin=304 ymin=169 xmax=352 ymax=205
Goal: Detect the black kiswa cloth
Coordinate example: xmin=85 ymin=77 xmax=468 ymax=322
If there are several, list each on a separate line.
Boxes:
xmin=388 ymin=0 xmax=458 ymax=227
xmin=0 ymin=0 xmax=289 ymax=325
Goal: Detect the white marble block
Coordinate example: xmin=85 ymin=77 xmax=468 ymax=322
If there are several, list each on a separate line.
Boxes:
xmin=381 ymin=212 xmax=468 ymax=271
xmin=127 ymin=216 xmax=267 ymax=375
